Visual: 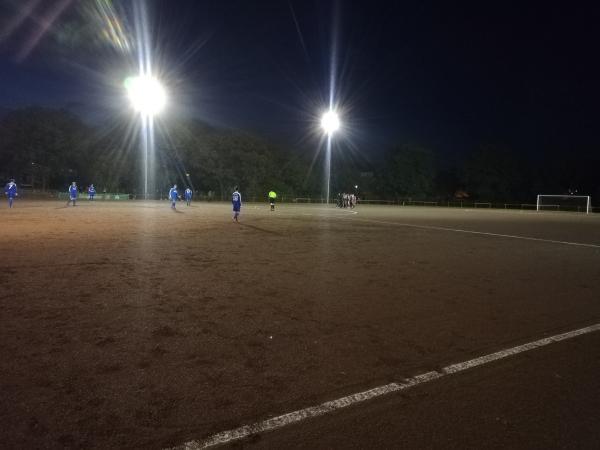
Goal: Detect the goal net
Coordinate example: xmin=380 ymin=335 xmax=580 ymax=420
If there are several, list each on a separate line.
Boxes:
xmin=536 ymin=195 xmax=591 ymax=213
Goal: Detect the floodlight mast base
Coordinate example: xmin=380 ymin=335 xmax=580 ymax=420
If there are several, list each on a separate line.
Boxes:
xmin=141 ymin=113 xmax=149 ymax=200
xmin=321 ymin=110 xmax=340 ymax=205
xmin=325 ymin=134 xmax=332 ymax=204
xmin=125 ymin=75 xmax=165 ymax=200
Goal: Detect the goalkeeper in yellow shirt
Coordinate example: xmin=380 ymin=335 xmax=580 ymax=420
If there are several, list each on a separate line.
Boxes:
xmin=268 ymin=190 xmax=277 ymax=211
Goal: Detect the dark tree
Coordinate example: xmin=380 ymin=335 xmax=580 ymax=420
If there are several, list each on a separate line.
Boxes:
xmin=463 ymin=144 xmax=529 ymax=201
xmin=378 ymin=144 xmax=436 ymax=199
xmin=0 ymin=108 xmax=90 ymax=190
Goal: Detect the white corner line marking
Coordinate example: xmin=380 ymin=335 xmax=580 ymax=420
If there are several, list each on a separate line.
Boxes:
xmin=168 ymin=322 xmax=600 ymax=449
xmin=346 ymin=218 xmax=600 ymax=249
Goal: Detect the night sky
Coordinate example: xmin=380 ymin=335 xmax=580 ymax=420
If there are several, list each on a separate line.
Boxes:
xmin=1 ymin=1 xmax=599 ymax=158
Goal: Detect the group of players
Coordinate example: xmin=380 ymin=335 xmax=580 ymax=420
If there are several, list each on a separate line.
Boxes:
xmin=337 ymin=192 xmax=358 ymax=208
xmin=167 ymin=184 xmax=194 ymax=209
xmin=3 ymin=180 xmax=100 ymax=207
xmin=168 ymin=184 xmax=245 ymax=221
xmin=5 ymin=178 xmax=278 ymax=223
xmin=65 ymin=182 xmax=96 ymax=206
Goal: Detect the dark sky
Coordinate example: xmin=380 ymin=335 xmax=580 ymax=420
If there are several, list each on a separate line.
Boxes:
xmin=1 ymin=0 xmax=599 ymax=158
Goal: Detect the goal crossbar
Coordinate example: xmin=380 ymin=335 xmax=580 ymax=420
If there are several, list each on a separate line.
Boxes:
xmin=536 ymin=195 xmax=591 ymax=214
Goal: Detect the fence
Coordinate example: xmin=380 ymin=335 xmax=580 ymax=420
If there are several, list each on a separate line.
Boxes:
xmin=356 ymin=199 xmax=598 ymax=214
xmin=57 ymin=192 xmax=131 ymax=201
xmin=292 ymin=197 xmax=328 ymax=204
xmin=284 ymin=196 xmax=599 ymax=214
xmin=12 ymin=189 xmax=599 ymax=213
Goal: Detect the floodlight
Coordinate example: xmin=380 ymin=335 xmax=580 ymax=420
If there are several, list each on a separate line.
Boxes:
xmin=321 ymin=110 xmax=340 ymax=135
xmin=124 ymin=75 xmax=166 ymax=115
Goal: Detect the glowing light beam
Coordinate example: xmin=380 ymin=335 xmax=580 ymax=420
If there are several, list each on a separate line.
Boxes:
xmin=124 ymin=75 xmax=166 ymax=115
xmin=321 ymin=110 xmax=340 ymax=136
xmin=321 ymin=110 xmax=340 ymax=204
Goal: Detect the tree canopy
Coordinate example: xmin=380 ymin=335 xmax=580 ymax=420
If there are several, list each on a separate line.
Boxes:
xmin=0 ymin=107 xmax=598 ymax=202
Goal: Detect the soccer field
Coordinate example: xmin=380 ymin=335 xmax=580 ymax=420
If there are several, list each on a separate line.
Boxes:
xmin=1 ymin=201 xmax=600 ymax=448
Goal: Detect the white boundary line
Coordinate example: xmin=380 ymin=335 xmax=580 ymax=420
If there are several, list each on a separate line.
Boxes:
xmin=243 ymin=208 xmax=599 ymax=249
xmin=345 ymin=217 xmax=600 ymax=249
xmin=169 ymin=322 xmax=600 ymax=449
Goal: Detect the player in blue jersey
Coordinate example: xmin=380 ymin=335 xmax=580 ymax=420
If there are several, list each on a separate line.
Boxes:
xmin=88 ymin=184 xmax=96 ymax=201
xmin=184 ymin=188 xmax=192 ymax=206
xmin=4 ymin=179 xmax=18 ymax=208
xmin=67 ymin=182 xmax=78 ymax=206
xmin=168 ymin=184 xmax=178 ymax=209
xmin=232 ymin=186 xmax=242 ymax=221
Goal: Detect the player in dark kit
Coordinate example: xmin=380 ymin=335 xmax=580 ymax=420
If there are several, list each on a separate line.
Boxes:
xmin=184 ymin=188 xmax=192 ymax=206
xmin=4 ymin=179 xmax=18 ymax=208
xmin=232 ymin=187 xmax=242 ymax=222
xmin=168 ymin=184 xmax=179 ymax=210
xmin=67 ymin=182 xmax=78 ymax=206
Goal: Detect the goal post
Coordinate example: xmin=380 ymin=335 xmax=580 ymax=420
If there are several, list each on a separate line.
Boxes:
xmin=536 ymin=195 xmax=591 ymax=214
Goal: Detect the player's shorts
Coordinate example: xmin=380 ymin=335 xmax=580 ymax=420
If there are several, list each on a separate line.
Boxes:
xmin=233 ymin=206 xmax=241 ymax=212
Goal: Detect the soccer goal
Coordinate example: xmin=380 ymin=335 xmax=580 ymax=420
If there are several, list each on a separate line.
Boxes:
xmin=536 ymin=195 xmax=591 ymax=213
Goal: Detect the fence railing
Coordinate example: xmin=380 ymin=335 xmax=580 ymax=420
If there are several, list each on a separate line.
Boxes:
xmin=12 ymin=190 xmax=599 ymax=213
xmin=57 ymin=192 xmax=131 ymax=201
xmin=213 ymin=195 xmax=600 ymax=213
xmin=352 ymin=199 xmax=597 ymax=214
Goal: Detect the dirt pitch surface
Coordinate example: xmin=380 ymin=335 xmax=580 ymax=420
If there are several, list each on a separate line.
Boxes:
xmin=1 ymin=200 xmax=600 ymax=449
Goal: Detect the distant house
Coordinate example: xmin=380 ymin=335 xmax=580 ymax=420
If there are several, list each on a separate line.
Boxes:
xmin=454 ymin=189 xmax=469 ymax=199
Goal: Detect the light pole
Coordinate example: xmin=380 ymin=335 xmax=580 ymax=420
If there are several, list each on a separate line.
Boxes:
xmin=321 ymin=110 xmax=340 ymax=204
xmin=124 ymin=75 xmax=166 ymax=199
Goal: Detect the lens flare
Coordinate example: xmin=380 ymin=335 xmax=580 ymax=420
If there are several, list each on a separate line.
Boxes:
xmin=321 ymin=110 xmax=340 ymax=135
xmin=124 ymin=75 xmax=166 ymax=115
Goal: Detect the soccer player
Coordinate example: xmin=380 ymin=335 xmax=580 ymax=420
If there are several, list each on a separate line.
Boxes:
xmin=4 ymin=179 xmax=17 ymax=208
xmin=232 ymin=186 xmax=242 ymax=221
xmin=268 ymin=190 xmax=277 ymax=211
xmin=67 ymin=182 xmax=78 ymax=207
xmin=168 ymin=184 xmax=178 ymax=209
xmin=88 ymin=184 xmax=96 ymax=201
xmin=184 ymin=188 xmax=192 ymax=206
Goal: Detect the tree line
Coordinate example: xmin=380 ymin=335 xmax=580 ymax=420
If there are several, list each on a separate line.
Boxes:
xmin=1 ymin=107 xmax=598 ymax=202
